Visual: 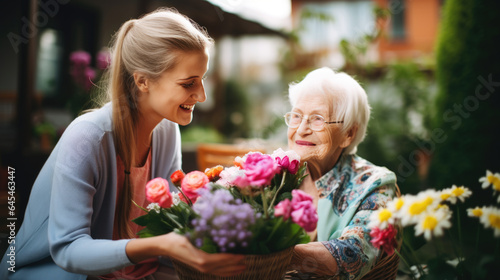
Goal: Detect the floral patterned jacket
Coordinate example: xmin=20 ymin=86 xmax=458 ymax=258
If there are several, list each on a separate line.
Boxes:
xmin=316 ymin=154 xmax=398 ymax=280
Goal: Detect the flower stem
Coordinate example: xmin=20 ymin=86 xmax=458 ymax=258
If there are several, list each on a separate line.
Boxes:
xmin=456 ymin=204 xmax=464 ymax=263
xmin=261 ymin=190 xmax=269 ymax=219
xmin=395 ymin=249 xmax=417 ymax=280
xmin=175 ymin=186 xmax=193 ymax=207
xmin=268 ymin=171 xmax=287 ymax=213
xmin=474 ymin=223 xmax=480 ymax=260
xmin=132 ymin=200 xmax=149 ymax=212
xmin=404 ymin=241 xmax=425 ymax=277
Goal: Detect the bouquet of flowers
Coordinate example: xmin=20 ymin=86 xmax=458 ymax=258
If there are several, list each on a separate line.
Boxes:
xmin=133 ymin=148 xmax=317 ymax=279
xmin=367 ymin=170 xmax=500 ymax=279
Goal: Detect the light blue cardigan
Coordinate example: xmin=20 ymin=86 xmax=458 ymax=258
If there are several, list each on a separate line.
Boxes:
xmin=1 ymin=103 xmax=182 ymax=280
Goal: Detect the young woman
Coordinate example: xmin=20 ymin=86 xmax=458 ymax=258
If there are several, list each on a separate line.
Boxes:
xmin=1 ymin=9 xmax=245 ymax=280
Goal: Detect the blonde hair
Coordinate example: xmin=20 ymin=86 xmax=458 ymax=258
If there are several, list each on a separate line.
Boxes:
xmin=106 ymin=8 xmax=213 ymax=238
xmin=288 ymin=67 xmax=371 ymax=155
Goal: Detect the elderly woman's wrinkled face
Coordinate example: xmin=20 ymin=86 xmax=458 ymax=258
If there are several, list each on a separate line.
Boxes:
xmin=287 ymin=91 xmax=352 ymax=177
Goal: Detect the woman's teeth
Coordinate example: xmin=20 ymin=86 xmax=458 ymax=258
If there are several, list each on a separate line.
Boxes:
xmin=180 ymin=104 xmax=194 ymax=110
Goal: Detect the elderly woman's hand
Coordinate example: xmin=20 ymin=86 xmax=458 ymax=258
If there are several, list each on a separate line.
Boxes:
xmin=289 ymin=242 xmax=339 ymax=276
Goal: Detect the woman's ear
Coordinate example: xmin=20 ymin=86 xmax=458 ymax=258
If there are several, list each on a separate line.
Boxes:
xmin=340 ymin=126 xmax=358 ymax=149
xmin=133 ymin=72 xmax=149 ymax=93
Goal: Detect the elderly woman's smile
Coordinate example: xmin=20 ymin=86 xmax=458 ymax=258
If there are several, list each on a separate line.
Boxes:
xmin=287 ymin=91 xmax=350 ymax=178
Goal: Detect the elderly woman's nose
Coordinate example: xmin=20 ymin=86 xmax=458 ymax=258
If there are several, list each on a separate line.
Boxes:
xmin=297 ymin=118 xmax=312 ymax=134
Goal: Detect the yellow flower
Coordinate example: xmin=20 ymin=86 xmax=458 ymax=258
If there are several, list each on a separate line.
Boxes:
xmin=414 ymin=207 xmax=452 ymax=241
xmin=467 ymin=207 xmax=483 ymax=218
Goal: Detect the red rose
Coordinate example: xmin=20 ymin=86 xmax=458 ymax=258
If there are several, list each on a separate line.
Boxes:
xmin=170 ymin=170 xmax=185 ymax=187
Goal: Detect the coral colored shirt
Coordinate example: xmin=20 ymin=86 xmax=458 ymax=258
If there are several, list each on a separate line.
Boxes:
xmin=101 ymin=148 xmax=159 ymax=279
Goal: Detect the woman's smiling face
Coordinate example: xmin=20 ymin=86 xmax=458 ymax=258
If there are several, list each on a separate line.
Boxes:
xmin=138 ymin=50 xmax=210 ymax=126
xmin=287 ymin=91 xmax=351 ymax=176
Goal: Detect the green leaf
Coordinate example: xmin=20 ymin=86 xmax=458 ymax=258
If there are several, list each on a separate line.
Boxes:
xmin=200 ymin=237 xmax=218 ymax=254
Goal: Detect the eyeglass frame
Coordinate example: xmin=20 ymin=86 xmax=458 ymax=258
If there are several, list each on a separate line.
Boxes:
xmin=283 ymin=112 xmax=344 ymax=131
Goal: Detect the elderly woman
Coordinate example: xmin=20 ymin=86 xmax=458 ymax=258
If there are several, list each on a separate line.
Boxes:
xmin=285 ymin=67 xmax=399 ymax=279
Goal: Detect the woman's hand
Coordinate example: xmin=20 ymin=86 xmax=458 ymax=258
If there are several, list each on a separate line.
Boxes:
xmin=289 ymin=242 xmax=338 ymax=276
xmin=160 ymin=233 xmax=246 ymax=276
xmin=126 ymin=232 xmax=246 ymax=277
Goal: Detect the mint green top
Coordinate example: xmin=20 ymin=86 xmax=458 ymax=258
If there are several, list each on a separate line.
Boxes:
xmin=316 ymin=154 xmax=398 ymax=279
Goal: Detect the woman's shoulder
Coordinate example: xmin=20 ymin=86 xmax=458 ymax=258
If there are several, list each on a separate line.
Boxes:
xmin=57 ymin=104 xmax=113 ymax=150
xmin=348 ymin=154 xmax=397 ymax=186
xmin=67 ymin=103 xmax=113 ymax=132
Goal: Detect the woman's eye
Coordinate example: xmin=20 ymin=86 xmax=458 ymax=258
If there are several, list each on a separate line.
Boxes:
xmin=181 ymin=80 xmax=196 ymax=88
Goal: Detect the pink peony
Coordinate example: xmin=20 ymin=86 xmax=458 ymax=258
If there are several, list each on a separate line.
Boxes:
xmin=243 ymin=153 xmax=279 ymax=187
xmin=272 ymin=148 xmax=301 ymax=174
xmin=145 ymin=177 xmax=173 ymax=208
xmin=274 ymin=198 xmax=292 ymax=220
xmin=181 ymin=171 xmax=209 ymax=204
xmin=290 ymin=190 xmax=318 ymax=232
xmin=370 ymin=224 xmax=398 ymax=255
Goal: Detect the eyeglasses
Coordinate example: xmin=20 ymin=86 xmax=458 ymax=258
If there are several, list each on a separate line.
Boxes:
xmin=284 ymin=112 xmax=343 ymax=131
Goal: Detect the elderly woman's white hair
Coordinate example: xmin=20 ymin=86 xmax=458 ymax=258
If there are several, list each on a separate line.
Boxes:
xmin=288 ymin=67 xmax=371 ymax=155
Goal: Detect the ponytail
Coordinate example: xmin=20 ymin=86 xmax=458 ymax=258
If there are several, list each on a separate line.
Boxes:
xmin=110 ymin=19 xmax=137 ymax=239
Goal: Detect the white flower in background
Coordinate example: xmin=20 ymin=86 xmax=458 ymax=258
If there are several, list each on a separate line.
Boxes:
xmin=400 ymin=190 xmax=440 ymax=226
xmin=387 ymin=196 xmax=405 ymax=217
xmin=479 ymin=170 xmax=500 ymax=191
xmin=216 ymin=166 xmax=247 ymax=188
xmin=439 ymin=188 xmax=453 ymax=203
xmin=414 ymin=206 xmax=452 ymax=241
xmin=479 ymin=207 xmax=500 ymax=237
xmin=467 ymin=206 xmax=483 ymax=218
xmin=171 ymin=192 xmax=181 ymax=206
xmin=271 ymin=148 xmax=301 ymax=163
xmin=146 ymin=203 xmax=161 ymax=213
xmin=369 ymin=207 xmax=395 ymax=230
xmin=447 ymin=185 xmax=472 ymax=204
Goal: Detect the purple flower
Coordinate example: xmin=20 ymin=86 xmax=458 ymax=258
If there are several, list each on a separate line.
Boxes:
xmin=191 ymin=186 xmax=255 ymax=252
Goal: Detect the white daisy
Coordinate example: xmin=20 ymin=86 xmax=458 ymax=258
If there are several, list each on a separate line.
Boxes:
xmin=368 ymin=207 xmax=395 ymax=230
xmin=447 ymin=185 xmax=472 ymax=204
xmin=467 ymin=206 xmax=483 ymax=218
xmin=387 ymin=196 xmax=405 ymax=215
xmin=438 ymin=188 xmax=453 ymax=203
xmin=400 ymin=190 xmax=441 ymax=226
xmin=479 ymin=170 xmax=500 ymax=192
xmin=480 ymin=207 xmax=500 ymax=237
xmin=414 ymin=207 xmax=452 ymax=241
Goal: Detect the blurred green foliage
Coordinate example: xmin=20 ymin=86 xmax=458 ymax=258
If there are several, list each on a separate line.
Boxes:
xmin=180 ymin=125 xmax=224 ymax=144
xmin=357 ymin=61 xmax=435 ymax=194
xmin=429 ymin=0 xmax=500 ymax=201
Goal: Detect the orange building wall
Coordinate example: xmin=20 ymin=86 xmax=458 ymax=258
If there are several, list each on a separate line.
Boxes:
xmin=375 ymin=0 xmax=441 ymax=62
